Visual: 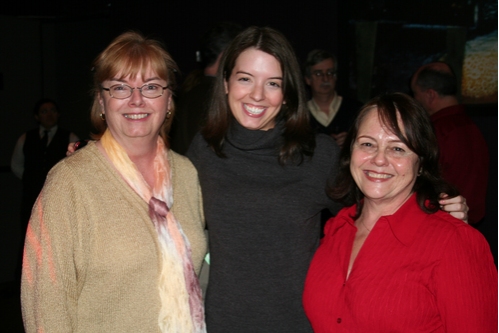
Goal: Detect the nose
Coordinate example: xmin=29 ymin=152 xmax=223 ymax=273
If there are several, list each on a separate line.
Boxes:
xmin=129 ymin=87 xmax=145 ymax=106
xmin=371 ymin=148 xmax=389 ymax=166
xmin=250 ymin=83 xmax=264 ymax=102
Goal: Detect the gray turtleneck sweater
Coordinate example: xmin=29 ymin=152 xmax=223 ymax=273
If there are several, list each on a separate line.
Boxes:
xmin=187 ymin=121 xmax=341 ymax=333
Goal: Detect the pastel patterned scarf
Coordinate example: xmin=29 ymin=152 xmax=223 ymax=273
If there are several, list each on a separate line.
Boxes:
xmin=101 ymin=130 xmax=205 ymax=332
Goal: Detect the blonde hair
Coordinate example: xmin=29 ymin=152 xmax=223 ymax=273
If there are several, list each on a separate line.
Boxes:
xmin=90 ymin=31 xmax=179 ymax=142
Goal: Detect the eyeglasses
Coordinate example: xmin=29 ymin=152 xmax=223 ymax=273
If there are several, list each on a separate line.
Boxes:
xmin=312 ymin=70 xmax=336 ymax=78
xmin=102 ymin=83 xmax=169 ymax=99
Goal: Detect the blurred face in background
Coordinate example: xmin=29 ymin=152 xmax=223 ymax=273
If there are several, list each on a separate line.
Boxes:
xmin=305 ymin=58 xmax=336 ymax=97
xmin=36 ymin=102 xmax=59 ymax=129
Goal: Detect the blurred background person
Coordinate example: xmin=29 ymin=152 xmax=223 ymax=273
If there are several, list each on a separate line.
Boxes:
xmin=171 ymin=21 xmax=243 ymax=155
xmin=304 ymin=93 xmax=497 ymax=332
xmin=303 ymin=49 xmax=363 ymax=225
xmin=303 ymin=49 xmax=362 ymax=149
xmin=11 ymin=98 xmax=79 ymax=228
xmin=411 ymin=61 xmax=489 ymax=224
xmin=21 ymin=31 xmax=207 ymax=333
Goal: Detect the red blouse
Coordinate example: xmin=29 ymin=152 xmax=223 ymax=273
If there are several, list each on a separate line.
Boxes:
xmin=303 ymin=194 xmax=497 ymax=332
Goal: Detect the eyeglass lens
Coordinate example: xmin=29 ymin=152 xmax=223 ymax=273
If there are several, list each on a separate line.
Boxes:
xmin=106 ymin=83 xmax=166 ymax=99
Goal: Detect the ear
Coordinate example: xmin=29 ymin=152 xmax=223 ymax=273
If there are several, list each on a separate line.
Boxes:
xmin=167 ymin=93 xmax=172 ymax=110
xmin=98 ymin=91 xmax=105 ymax=109
xmin=426 ymin=89 xmax=438 ymax=105
xmin=305 ymin=76 xmax=311 ymax=86
xmin=224 ymin=79 xmax=229 ymax=94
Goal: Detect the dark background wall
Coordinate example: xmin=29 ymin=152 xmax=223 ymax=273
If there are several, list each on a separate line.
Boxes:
xmin=0 ymin=0 xmax=496 ymax=284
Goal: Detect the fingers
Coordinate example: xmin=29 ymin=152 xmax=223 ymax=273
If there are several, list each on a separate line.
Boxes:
xmin=66 ymin=142 xmax=77 ymax=156
xmin=440 ymin=200 xmax=469 ymax=224
xmin=439 ymin=194 xmax=465 ymax=205
xmin=449 ymin=210 xmax=469 ymax=224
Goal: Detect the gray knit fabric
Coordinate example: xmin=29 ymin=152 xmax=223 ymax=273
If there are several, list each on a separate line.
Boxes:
xmin=187 ymin=121 xmax=341 ymax=332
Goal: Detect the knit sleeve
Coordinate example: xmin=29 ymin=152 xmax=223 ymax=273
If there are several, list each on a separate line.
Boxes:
xmin=21 ymin=161 xmax=86 ymax=333
xmin=433 ymin=225 xmax=497 ymax=332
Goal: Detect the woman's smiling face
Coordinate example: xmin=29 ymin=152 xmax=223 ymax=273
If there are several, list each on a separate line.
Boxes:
xmin=350 ymin=107 xmax=420 ymax=205
xmin=225 ymin=48 xmax=284 ymax=131
xmin=99 ymin=65 xmax=171 ymax=145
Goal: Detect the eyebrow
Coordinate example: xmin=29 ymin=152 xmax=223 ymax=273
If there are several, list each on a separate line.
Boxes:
xmin=109 ymin=76 xmax=164 ymax=83
xmin=357 ymin=135 xmax=405 ymax=143
xmin=235 ymin=71 xmax=283 ymax=80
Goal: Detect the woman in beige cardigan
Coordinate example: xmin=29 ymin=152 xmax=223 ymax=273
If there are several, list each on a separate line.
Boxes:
xmin=21 ymin=31 xmax=207 ymax=333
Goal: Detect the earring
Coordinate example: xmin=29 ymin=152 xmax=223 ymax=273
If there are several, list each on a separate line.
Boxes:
xmin=99 ymin=113 xmax=106 ymax=121
xmin=165 ymin=111 xmax=172 ymax=119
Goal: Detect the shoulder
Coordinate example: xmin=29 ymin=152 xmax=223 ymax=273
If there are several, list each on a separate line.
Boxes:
xmin=186 ymin=132 xmax=210 ymax=163
xmin=432 ymin=106 xmax=480 ymax=134
xmin=314 ymin=133 xmax=340 ymax=160
xmin=323 ymin=205 xmax=356 ymax=235
xmin=25 ymin=128 xmax=39 ymax=139
xmin=169 ymin=149 xmax=197 ymax=176
xmin=48 ymin=141 xmax=108 ymax=184
xmin=424 ymin=210 xmax=490 ymax=251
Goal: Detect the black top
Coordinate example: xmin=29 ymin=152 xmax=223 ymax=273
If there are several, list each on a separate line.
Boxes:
xmin=187 ymin=121 xmax=341 ymax=332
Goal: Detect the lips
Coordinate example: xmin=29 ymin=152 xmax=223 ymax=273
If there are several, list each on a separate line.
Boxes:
xmin=124 ymin=113 xmax=149 ymax=120
xmin=243 ymin=103 xmax=266 ymax=117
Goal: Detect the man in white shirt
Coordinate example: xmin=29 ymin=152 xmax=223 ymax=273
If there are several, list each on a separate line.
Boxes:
xmin=11 ymin=98 xmax=78 ymax=225
xmin=303 ymin=49 xmax=361 ymax=148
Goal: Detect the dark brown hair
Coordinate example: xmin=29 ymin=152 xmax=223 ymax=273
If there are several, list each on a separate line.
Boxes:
xmin=330 ymin=92 xmax=458 ymax=218
xmin=201 ymin=26 xmax=315 ymax=165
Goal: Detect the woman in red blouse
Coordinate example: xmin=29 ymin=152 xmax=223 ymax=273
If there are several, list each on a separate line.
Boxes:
xmin=303 ymin=93 xmax=497 ymax=332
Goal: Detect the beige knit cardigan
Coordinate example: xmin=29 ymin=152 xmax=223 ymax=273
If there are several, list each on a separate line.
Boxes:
xmin=21 ymin=141 xmax=207 ymax=333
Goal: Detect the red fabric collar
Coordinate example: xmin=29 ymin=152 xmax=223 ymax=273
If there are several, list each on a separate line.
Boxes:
xmin=335 ymin=193 xmax=428 ymax=246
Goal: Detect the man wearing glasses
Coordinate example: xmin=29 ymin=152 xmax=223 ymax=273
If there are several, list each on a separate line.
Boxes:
xmin=303 ymin=49 xmax=361 ymax=148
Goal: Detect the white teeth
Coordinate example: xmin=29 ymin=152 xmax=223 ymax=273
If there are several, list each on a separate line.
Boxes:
xmin=367 ymin=172 xmax=392 ymax=179
xmin=124 ymin=114 xmax=148 ymax=120
xmin=244 ymin=104 xmax=265 ymax=115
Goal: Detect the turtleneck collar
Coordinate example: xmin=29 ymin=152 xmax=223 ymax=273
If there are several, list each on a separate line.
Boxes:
xmin=225 ymin=119 xmax=284 ymax=155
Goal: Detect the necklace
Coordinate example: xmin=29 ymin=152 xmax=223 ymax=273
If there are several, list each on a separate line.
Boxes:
xmin=360 ymin=219 xmax=372 ymax=232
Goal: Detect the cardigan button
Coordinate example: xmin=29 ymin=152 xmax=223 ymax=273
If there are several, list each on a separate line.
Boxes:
xmin=337 ymin=318 xmax=342 ymax=323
